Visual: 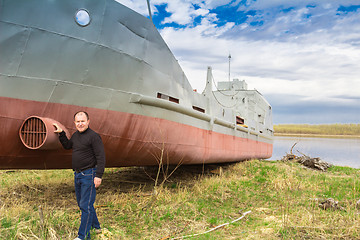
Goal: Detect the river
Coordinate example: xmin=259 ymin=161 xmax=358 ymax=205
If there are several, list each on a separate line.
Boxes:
xmin=270 ymin=136 xmax=360 ymax=168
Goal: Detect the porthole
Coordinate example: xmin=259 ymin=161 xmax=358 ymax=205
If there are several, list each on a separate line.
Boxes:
xmin=75 ymin=9 xmax=91 ymax=27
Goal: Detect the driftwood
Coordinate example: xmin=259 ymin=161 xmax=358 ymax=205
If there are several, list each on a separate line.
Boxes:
xmin=319 ymin=198 xmax=345 ymax=211
xmin=281 ymin=142 xmax=332 ymax=171
xmin=170 ymin=211 xmax=251 ymax=239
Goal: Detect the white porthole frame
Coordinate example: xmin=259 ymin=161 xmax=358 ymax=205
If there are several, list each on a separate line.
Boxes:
xmin=74 ymin=9 xmax=91 ymax=27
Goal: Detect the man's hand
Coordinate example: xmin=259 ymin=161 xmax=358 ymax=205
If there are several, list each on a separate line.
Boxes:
xmin=53 ymin=123 xmax=63 ymax=133
xmin=94 ymin=177 xmax=102 ymax=188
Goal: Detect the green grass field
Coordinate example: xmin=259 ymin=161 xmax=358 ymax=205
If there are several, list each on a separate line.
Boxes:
xmin=2 ymin=160 xmax=360 ymax=239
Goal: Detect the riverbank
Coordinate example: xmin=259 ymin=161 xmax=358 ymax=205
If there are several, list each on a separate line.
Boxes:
xmin=274 ymin=123 xmax=360 ymax=137
xmin=2 ymin=160 xmax=360 ymax=239
xmin=274 ymin=132 xmax=360 ymax=138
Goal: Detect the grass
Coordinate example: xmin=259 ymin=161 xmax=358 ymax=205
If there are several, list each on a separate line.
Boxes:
xmin=274 ymin=123 xmax=360 ymax=137
xmin=2 ymin=160 xmax=360 ymax=239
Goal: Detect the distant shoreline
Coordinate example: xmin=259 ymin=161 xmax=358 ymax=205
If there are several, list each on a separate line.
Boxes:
xmin=274 ymin=133 xmax=360 ymax=138
xmin=274 ymin=124 xmax=360 ymax=138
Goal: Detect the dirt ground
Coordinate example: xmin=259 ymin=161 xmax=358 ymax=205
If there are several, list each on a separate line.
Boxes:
xmin=100 ymin=163 xmax=233 ymax=192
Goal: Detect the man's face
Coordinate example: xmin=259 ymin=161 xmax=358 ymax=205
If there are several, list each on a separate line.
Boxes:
xmin=74 ymin=113 xmax=90 ymax=133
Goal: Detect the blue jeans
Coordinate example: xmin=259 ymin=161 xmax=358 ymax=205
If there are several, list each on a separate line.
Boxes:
xmin=74 ymin=168 xmax=100 ymax=240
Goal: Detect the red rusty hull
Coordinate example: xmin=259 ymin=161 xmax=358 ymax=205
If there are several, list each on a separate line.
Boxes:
xmin=0 ymin=96 xmax=272 ymax=169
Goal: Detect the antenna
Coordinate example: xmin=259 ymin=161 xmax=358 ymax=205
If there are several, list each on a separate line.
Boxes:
xmin=146 ymin=0 xmax=153 ymax=22
xmin=228 ymin=53 xmax=231 ymax=82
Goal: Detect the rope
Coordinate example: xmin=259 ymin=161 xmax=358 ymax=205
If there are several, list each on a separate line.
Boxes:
xmin=211 ymin=91 xmax=239 ymax=109
xmin=211 ymin=74 xmax=241 ymax=97
xmin=209 ymin=73 xmax=243 ymax=108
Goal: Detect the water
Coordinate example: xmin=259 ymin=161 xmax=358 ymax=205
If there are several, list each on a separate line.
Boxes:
xmin=270 ymin=136 xmax=360 ymax=168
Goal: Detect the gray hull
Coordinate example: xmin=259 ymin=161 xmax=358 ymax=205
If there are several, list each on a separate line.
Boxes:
xmin=0 ymin=0 xmax=273 ymax=169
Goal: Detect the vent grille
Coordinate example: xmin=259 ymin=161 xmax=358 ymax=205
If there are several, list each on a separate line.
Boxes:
xmin=20 ymin=117 xmax=47 ymax=149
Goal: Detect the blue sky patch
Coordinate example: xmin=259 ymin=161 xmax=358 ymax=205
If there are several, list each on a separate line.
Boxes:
xmin=338 ymin=5 xmax=360 ymax=13
xmin=210 ymin=5 xmax=251 ymax=27
xmin=152 ymin=4 xmax=170 ymax=27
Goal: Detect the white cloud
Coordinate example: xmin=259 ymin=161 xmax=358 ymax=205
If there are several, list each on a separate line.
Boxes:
xmin=160 ymin=1 xmax=196 ymax=25
xmin=237 ymin=0 xmax=360 ymax=11
xmin=163 ymin=22 xmax=360 ymax=100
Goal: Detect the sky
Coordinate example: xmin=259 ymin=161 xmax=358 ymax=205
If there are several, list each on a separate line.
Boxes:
xmin=116 ymin=0 xmax=360 ymax=124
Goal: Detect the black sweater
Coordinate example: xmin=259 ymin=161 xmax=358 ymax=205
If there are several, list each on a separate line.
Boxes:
xmin=59 ymin=128 xmax=105 ymax=178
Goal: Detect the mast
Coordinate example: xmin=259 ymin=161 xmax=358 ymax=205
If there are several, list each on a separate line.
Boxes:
xmin=146 ymin=0 xmax=153 ymax=22
xmin=204 ymin=66 xmax=213 ymax=96
xmin=228 ymin=53 xmax=231 ymax=82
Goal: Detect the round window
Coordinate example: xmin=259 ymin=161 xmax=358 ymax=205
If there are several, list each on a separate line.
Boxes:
xmin=75 ymin=9 xmax=91 ymax=27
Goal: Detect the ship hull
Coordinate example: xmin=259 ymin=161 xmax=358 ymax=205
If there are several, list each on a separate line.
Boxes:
xmin=0 ymin=96 xmax=272 ymax=169
xmin=0 ymin=0 xmax=273 ymax=169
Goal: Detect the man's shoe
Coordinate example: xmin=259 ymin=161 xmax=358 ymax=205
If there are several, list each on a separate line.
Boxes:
xmin=73 ymin=238 xmax=82 ymax=240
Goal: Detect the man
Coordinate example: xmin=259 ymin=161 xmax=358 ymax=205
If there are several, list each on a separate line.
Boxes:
xmin=53 ymin=111 xmax=106 ymax=240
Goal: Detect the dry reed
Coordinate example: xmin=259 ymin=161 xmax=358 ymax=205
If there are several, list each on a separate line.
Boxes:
xmin=1 ymin=161 xmax=360 ymax=239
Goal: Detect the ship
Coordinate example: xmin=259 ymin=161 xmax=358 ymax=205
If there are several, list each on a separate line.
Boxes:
xmin=0 ymin=0 xmax=273 ymax=169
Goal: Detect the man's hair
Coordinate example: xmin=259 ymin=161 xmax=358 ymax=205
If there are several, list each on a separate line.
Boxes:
xmin=74 ymin=111 xmax=89 ymax=120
